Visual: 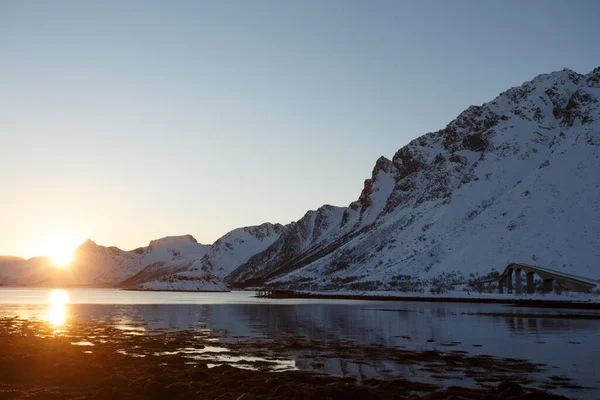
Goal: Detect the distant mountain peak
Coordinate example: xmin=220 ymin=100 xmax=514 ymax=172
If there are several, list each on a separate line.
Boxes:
xmin=148 ymin=234 xmax=199 ymax=249
xmin=586 ymin=66 xmax=600 ymax=88
xmin=77 ymin=239 xmax=98 ymax=250
xmin=374 ymin=156 xmax=393 ymax=173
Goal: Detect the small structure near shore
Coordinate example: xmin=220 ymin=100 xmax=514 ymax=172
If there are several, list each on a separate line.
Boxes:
xmin=471 ymin=263 xmax=597 ymax=294
xmin=255 ymin=289 xmax=296 ymax=298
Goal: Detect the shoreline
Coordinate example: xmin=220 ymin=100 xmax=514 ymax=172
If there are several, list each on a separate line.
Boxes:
xmin=122 ymin=288 xmax=231 ymax=293
xmin=0 ymin=317 xmax=576 ymax=399
xmin=3 ymin=285 xmax=600 ymax=309
xmin=257 ymin=291 xmax=600 ymax=309
xmin=245 ymin=289 xmax=600 ymax=310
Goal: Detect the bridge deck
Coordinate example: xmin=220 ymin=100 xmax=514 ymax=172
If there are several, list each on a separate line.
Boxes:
xmin=508 ymin=263 xmax=598 ymax=285
xmin=470 ymin=263 xmax=597 ymax=293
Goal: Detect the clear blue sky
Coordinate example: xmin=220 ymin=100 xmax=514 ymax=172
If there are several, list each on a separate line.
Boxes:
xmin=1 ymin=0 xmax=599 ymax=257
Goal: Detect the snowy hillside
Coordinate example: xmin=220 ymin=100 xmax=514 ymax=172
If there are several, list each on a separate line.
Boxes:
xmin=226 ymin=206 xmax=356 ymax=283
xmin=195 ymin=223 xmax=284 ymax=278
xmin=227 ymin=67 xmax=600 ymax=290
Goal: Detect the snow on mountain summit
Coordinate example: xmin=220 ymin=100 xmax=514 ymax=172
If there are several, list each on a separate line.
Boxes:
xmin=143 ymin=234 xmax=209 ymax=265
xmin=147 ymin=234 xmax=199 ymax=248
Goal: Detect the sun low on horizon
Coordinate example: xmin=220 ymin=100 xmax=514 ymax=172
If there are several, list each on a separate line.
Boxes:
xmin=38 ymin=237 xmax=81 ymax=266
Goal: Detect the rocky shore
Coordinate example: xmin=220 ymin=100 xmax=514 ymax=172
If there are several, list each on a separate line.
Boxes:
xmin=0 ymin=318 xmax=574 ymax=399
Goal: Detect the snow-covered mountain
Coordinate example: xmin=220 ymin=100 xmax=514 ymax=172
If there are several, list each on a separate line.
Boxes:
xmin=195 ymin=223 xmax=284 ymax=278
xmin=119 ymin=223 xmax=283 ymax=291
xmin=0 ymin=224 xmax=284 ymax=291
xmin=0 ymin=256 xmax=54 ymax=286
xmin=226 ymin=67 xmax=600 ymax=290
xmin=2 ymin=66 xmax=599 ymax=292
xmin=0 ymin=235 xmax=214 ymax=288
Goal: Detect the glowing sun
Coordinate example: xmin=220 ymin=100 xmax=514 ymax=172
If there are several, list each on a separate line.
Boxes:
xmin=41 ymin=237 xmax=78 ymax=266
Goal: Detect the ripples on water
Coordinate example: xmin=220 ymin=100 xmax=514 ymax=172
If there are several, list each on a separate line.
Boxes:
xmin=0 ymin=288 xmax=598 ymax=398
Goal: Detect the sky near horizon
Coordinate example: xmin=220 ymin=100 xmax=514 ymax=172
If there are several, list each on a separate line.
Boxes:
xmin=1 ymin=1 xmax=599 ymax=258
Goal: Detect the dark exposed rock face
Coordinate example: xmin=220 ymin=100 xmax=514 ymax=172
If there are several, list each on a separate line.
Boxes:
xmin=560 ymin=89 xmax=597 ymax=127
xmin=357 ymin=179 xmax=374 ymax=213
xmin=244 ymin=223 xmax=284 ymax=239
xmin=462 ymin=132 xmax=489 ymax=151
xmin=356 ymin=156 xmax=393 ymax=216
xmin=587 ymin=66 xmax=600 ymax=88
xmin=392 ymin=148 xmax=421 ymax=181
xmin=441 ymin=106 xmax=497 ymax=152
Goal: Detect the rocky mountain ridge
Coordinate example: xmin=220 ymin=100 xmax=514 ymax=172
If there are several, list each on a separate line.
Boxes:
xmin=2 ymin=66 xmax=599 ymax=291
xmin=227 ymin=66 xmax=600 ymax=290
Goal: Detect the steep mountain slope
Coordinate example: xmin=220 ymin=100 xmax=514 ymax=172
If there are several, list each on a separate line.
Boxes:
xmin=227 ymin=67 xmax=600 ymax=290
xmin=225 ymin=158 xmax=396 ymax=284
xmin=195 ymin=223 xmax=284 ymax=278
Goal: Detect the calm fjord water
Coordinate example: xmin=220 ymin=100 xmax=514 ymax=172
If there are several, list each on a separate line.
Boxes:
xmin=0 ymin=288 xmax=598 ymax=398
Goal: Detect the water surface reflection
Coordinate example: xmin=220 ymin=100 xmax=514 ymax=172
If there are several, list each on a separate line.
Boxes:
xmin=0 ymin=288 xmax=598 ymax=398
xmin=47 ymin=289 xmax=69 ymax=326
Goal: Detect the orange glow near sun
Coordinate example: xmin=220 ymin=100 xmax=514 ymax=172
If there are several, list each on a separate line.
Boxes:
xmin=40 ymin=237 xmax=78 ymax=266
xmin=48 ymin=289 xmax=69 ymax=325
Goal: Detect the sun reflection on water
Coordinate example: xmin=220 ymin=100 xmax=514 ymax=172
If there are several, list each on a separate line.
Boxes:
xmin=47 ymin=289 xmax=69 ymax=326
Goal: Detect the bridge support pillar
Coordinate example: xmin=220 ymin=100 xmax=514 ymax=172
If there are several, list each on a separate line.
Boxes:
xmin=498 ymin=279 xmax=504 ymax=294
xmin=506 ymin=270 xmax=513 ymax=294
xmin=515 ymin=269 xmax=522 ymax=295
xmin=526 ymin=272 xmax=534 ymax=294
xmin=542 ymin=279 xmax=554 ymax=294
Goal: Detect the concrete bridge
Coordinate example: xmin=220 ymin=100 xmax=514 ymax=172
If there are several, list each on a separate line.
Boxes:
xmin=472 ymin=263 xmax=598 ymax=294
